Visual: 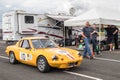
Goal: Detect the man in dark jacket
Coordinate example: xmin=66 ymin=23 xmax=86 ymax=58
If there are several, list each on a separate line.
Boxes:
xmin=105 ymin=25 xmax=115 ymax=51
xmin=112 ymin=25 xmax=119 ymax=49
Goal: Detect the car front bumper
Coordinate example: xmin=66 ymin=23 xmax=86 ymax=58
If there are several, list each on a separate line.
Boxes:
xmin=49 ymin=56 xmax=83 ymax=68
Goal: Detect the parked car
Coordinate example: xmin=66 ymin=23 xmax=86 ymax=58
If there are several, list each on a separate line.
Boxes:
xmin=5 ymin=37 xmax=83 ymax=73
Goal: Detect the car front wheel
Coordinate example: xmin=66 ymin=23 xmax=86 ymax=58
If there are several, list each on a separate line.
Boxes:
xmin=37 ymin=56 xmax=51 ymax=73
xmin=9 ymin=52 xmax=18 ymax=64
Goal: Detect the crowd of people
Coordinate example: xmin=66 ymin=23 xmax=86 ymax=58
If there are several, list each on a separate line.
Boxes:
xmin=58 ymin=21 xmax=119 ymax=59
xmin=79 ymin=21 xmax=119 ymax=59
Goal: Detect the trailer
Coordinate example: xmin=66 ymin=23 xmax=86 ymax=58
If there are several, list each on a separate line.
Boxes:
xmin=2 ymin=10 xmax=79 ymax=45
xmin=2 ymin=10 xmax=38 ymax=43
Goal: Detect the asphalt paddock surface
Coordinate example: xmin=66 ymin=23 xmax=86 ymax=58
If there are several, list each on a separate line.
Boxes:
xmin=0 ymin=40 xmax=120 ymax=80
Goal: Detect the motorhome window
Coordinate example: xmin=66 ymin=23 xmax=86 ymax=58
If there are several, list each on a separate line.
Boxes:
xmin=25 ymin=16 xmax=34 ymax=23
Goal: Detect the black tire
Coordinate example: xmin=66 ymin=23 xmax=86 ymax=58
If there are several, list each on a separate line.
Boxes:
xmin=9 ymin=52 xmax=18 ymax=64
xmin=37 ymin=56 xmax=51 ymax=73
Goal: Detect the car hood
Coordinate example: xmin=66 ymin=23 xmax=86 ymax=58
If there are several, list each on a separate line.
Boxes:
xmin=36 ymin=47 xmax=79 ymax=60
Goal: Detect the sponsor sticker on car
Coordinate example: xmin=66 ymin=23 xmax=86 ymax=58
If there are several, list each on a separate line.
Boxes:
xmin=20 ymin=52 xmax=32 ymax=61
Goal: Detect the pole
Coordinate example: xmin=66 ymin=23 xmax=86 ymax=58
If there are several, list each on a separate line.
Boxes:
xmin=46 ymin=21 xmax=59 ymax=37
xmin=64 ymin=25 xmax=65 ymax=47
xmin=99 ymin=19 xmax=101 ymax=53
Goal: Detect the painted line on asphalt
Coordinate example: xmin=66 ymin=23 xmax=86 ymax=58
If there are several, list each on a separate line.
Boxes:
xmin=95 ymin=57 xmax=120 ymax=63
xmin=64 ymin=71 xmax=103 ymax=80
xmin=0 ymin=55 xmax=120 ymax=63
xmin=0 ymin=55 xmax=9 ymax=59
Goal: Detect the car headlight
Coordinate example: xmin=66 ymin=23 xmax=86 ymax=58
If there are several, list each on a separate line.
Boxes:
xmin=52 ymin=55 xmax=58 ymax=61
xmin=77 ymin=52 xmax=81 ymax=56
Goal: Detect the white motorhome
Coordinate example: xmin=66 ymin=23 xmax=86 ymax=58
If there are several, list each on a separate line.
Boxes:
xmin=2 ymin=10 xmax=38 ymax=42
xmin=2 ymin=10 xmax=78 ymax=45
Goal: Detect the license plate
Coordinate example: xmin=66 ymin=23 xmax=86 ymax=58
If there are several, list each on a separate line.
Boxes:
xmin=68 ymin=62 xmax=77 ymax=67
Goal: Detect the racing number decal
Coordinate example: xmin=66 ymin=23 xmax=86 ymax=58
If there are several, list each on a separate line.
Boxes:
xmin=20 ymin=52 xmax=32 ymax=61
xmin=20 ymin=52 xmax=27 ymax=60
xmin=27 ymin=54 xmax=32 ymax=60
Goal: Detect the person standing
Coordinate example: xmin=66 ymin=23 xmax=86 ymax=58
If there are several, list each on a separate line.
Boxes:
xmin=91 ymin=24 xmax=99 ymax=55
xmin=105 ymin=25 xmax=114 ymax=51
xmin=74 ymin=33 xmax=79 ymax=47
xmin=81 ymin=21 xmax=94 ymax=59
xmin=112 ymin=25 xmax=119 ymax=49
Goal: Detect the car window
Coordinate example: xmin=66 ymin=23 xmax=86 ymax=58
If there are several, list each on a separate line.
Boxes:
xmin=32 ymin=39 xmax=57 ymax=48
xmin=21 ymin=40 xmax=30 ymax=48
xmin=32 ymin=40 xmax=42 ymax=48
xmin=41 ymin=39 xmax=55 ymax=48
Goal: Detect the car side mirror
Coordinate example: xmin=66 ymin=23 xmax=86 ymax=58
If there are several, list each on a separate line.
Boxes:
xmin=25 ymin=46 xmax=31 ymax=49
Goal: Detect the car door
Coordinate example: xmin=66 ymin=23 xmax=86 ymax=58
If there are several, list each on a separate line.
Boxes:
xmin=19 ymin=39 xmax=33 ymax=64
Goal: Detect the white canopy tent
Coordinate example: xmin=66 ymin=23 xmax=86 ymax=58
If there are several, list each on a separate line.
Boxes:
xmin=64 ymin=8 xmax=120 ymax=49
xmin=64 ymin=8 xmax=120 ymax=26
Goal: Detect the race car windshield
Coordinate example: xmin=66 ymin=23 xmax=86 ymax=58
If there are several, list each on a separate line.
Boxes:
xmin=32 ymin=39 xmax=57 ymax=48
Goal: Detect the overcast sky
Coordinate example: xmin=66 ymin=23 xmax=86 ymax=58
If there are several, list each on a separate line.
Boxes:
xmin=0 ymin=0 xmax=120 ymax=22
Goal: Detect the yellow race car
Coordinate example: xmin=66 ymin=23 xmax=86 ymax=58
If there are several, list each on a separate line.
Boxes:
xmin=5 ymin=37 xmax=83 ymax=73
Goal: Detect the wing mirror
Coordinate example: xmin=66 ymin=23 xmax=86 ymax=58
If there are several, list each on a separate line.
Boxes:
xmin=25 ymin=46 xmax=31 ymax=49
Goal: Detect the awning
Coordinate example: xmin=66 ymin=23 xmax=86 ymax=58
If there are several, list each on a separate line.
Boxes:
xmin=64 ymin=8 xmax=120 ymax=26
xmin=47 ymin=15 xmax=74 ymax=21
